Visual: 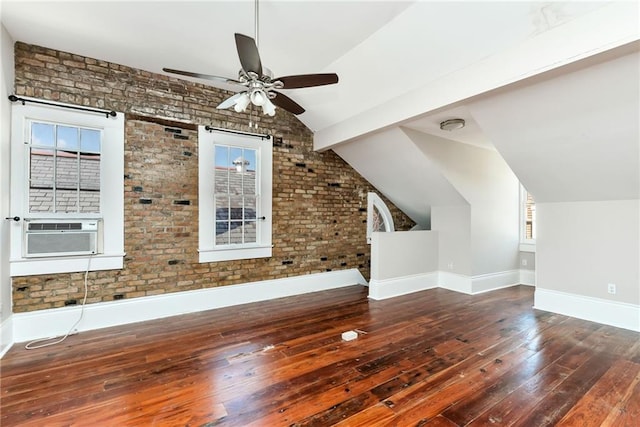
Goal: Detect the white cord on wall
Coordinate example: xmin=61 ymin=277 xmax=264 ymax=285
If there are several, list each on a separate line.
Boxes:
xmin=24 ymin=255 xmax=92 ymax=350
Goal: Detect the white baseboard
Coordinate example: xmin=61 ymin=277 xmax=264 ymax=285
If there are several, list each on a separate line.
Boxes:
xmin=439 ymin=271 xmax=472 ymax=294
xmin=519 ymin=269 xmax=536 ymax=286
xmin=368 ymin=272 xmax=439 ymax=300
xmin=534 ymin=288 xmax=640 ymax=332
xmin=471 ymin=270 xmax=521 ymax=294
xmin=369 ymin=269 xmax=531 ymax=300
xmin=0 ymin=316 xmax=14 ymax=358
xmin=11 ymin=268 xmax=367 ymax=344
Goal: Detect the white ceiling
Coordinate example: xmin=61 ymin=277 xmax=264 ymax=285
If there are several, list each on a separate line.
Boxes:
xmin=1 ymin=1 xmax=621 ymax=135
xmin=2 ymin=1 xmax=639 ymax=226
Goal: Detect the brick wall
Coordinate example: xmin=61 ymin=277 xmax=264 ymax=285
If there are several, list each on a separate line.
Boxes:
xmin=11 ymin=42 xmax=414 ymax=313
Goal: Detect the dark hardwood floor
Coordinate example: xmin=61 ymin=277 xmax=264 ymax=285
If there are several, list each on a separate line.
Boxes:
xmin=1 ymin=285 xmax=639 ymax=426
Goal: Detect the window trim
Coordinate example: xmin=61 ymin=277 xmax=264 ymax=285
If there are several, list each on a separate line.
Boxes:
xmin=519 ymin=184 xmax=536 ymax=252
xmin=9 ymin=101 xmax=125 ymax=276
xmin=366 ymin=192 xmax=395 ymax=244
xmin=198 ymin=126 xmax=272 ymax=263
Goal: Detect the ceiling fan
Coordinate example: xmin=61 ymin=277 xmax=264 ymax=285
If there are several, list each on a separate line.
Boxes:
xmin=163 ymin=1 xmax=338 ymax=116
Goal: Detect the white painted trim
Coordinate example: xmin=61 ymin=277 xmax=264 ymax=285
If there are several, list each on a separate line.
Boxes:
xmin=0 ymin=316 xmax=14 ymax=358
xmin=198 ymin=128 xmax=273 ymax=262
xmin=198 ymin=246 xmax=272 ymax=263
xmin=519 ymin=243 xmax=536 ymax=253
xmin=519 ymin=269 xmax=536 ymax=286
xmin=10 ymin=253 xmax=124 ymax=276
xmin=439 ymin=271 xmax=472 ymax=294
xmin=471 ymin=270 xmax=520 ymax=294
xmin=366 ymin=192 xmax=395 ymax=244
xmin=368 ymin=272 xmax=438 ymax=300
xmin=10 ymin=103 xmax=125 ymax=276
xmin=534 ymin=288 xmax=640 ymax=332
xmin=11 ymin=269 xmax=367 ymax=343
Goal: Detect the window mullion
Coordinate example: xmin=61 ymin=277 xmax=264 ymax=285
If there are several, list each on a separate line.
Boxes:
xmin=76 ymin=127 xmax=81 ymax=213
xmin=52 ymin=125 xmax=58 ymax=213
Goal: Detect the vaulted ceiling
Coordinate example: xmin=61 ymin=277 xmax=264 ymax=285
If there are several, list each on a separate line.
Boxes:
xmin=2 ymin=1 xmax=638 ymax=226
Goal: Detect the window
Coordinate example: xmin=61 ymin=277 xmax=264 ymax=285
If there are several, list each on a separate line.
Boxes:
xmin=520 ymin=184 xmax=536 ymax=252
xmin=28 ymin=122 xmax=101 ymax=214
xmin=198 ymin=127 xmax=272 ymax=262
xmin=366 ymin=192 xmax=395 ymax=244
xmin=10 ymin=101 xmax=124 ymax=276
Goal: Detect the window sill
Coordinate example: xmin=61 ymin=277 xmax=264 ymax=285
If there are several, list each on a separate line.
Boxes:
xmin=199 ymin=245 xmax=272 ymax=263
xmin=10 ymin=253 xmax=125 ymax=276
xmin=519 ymin=242 xmax=536 ymax=253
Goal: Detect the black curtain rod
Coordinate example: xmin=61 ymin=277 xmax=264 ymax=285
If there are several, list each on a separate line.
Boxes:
xmin=8 ymin=95 xmax=117 ymax=118
xmin=205 ymin=125 xmax=270 ymax=140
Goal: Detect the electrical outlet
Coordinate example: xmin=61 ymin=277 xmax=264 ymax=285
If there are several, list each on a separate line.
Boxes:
xmin=447 ymin=262 xmax=454 ymax=270
xmin=521 ymin=259 xmax=528 ymax=266
xmin=607 ymin=283 xmax=616 ymax=295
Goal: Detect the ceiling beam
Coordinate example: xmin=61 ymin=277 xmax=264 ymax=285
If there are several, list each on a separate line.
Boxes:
xmin=313 ymin=2 xmax=640 ymax=152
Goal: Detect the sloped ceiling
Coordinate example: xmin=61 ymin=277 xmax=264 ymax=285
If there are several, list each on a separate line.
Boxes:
xmin=468 ymin=47 xmax=639 ymax=203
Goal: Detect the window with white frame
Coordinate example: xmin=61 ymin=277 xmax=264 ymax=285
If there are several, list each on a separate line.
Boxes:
xmin=10 ymin=101 xmax=124 ymax=276
xmin=198 ymin=127 xmax=272 ymax=262
xmin=520 ymin=184 xmax=536 ymax=251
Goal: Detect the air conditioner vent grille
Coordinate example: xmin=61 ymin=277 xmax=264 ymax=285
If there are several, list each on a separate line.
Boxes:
xmin=28 ymin=222 xmax=83 ymax=231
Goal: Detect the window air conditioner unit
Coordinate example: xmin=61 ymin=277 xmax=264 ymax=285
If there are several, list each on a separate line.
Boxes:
xmin=24 ymin=219 xmax=101 ymax=258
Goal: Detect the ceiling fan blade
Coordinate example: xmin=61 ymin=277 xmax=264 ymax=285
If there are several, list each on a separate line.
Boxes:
xmin=217 ymin=92 xmax=244 ymax=110
xmin=271 ymin=92 xmax=305 ymax=115
xmin=235 ymin=33 xmax=263 ymax=76
xmin=163 ymin=68 xmax=242 ymax=85
xmin=274 ymin=73 xmax=339 ymax=89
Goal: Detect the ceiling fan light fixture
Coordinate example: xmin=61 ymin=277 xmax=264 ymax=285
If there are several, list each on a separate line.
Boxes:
xmin=234 ymin=92 xmax=251 ymax=112
xmin=250 ymin=89 xmax=267 ymax=106
xmin=440 ymin=118 xmax=466 ymax=131
xmin=262 ymin=97 xmax=276 ymax=116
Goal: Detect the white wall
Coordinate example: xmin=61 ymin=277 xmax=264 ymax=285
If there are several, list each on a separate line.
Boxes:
xmin=1 ymin=24 xmax=15 ymax=353
xmin=333 ymin=127 xmax=467 ymax=228
xmin=369 ymin=230 xmax=439 ymax=300
xmin=370 ymin=230 xmax=438 ymax=280
xmin=407 ymin=130 xmax=520 ymax=276
xmin=519 ymin=251 xmax=535 ymax=270
xmin=431 ymin=205 xmax=471 ymax=276
xmin=537 ymin=200 xmax=639 ymax=305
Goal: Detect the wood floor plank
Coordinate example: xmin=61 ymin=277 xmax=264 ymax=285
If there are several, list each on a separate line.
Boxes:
xmin=558 ymin=359 xmax=640 ymax=426
xmin=510 ymin=352 xmax=618 ymax=427
xmin=1 ymin=285 xmax=638 ymax=426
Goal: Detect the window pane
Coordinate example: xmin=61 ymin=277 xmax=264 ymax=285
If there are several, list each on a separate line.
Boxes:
xmin=373 ymin=206 xmax=387 ymax=232
xmin=244 ymin=196 xmax=257 ymax=220
xmin=56 ymin=188 xmax=78 ymax=212
xmin=80 ymin=128 xmax=101 ymax=152
xmin=243 ymin=149 xmax=256 ymax=172
xmin=30 ymin=148 xmax=54 ymax=188
xmin=215 ymin=195 xmax=229 ymax=220
xmin=242 ymin=151 xmax=257 ymax=196
xmin=215 ymin=222 xmax=229 ymax=245
xmin=31 ymin=122 xmax=55 ymax=147
xmin=56 ymin=150 xmax=78 ymax=190
xmin=80 ymin=154 xmax=101 ymax=191
xmin=30 ymin=188 xmax=54 ymax=213
xmin=57 ymin=126 xmax=79 ymax=150
xmin=214 ymin=145 xmax=229 ymax=193
xmin=215 ymin=145 xmax=230 ymax=168
xmin=230 ymin=196 xmax=243 ymax=220
xmin=29 ymin=148 xmax=54 ymax=213
xmin=79 ymin=190 xmax=100 ymax=213
xmin=244 ymin=221 xmax=257 ymax=244
xmin=229 ymin=221 xmax=243 ymax=244
xmin=80 ymin=154 xmax=101 ymax=213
